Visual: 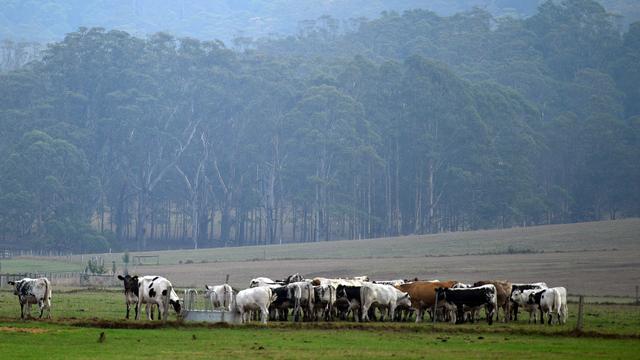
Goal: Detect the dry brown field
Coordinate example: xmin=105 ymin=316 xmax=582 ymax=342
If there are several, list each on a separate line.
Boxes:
xmin=124 ymin=219 xmax=640 ymax=297
xmin=6 ymin=219 xmax=639 ymax=298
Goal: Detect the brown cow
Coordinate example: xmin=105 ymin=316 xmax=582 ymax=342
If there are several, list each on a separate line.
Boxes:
xmin=473 ymin=280 xmax=512 ymax=322
xmin=395 ymin=280 xmax=457 ymax=323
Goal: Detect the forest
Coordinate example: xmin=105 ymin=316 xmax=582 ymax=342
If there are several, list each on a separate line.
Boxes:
xmin=0 ymin=0 xmax=638 ymax=252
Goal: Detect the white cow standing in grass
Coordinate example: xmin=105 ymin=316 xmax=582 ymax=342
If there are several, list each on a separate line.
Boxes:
xmin=528 ymin=287 xmax=568 ymax=325
xmin=135 ymin=276 xmax=181 ymax=320
xmin=235 ymin=286 xmax=276 ymax=324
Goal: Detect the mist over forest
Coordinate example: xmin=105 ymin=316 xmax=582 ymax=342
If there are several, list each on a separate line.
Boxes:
xmin=0 ymin=0 xmax=638 ymax=253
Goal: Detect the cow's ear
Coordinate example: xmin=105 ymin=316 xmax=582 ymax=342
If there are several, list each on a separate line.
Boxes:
xmin=8 ymin=281 xmax=15 ymax=285
xmin=117 ymin=275 xmax=125 ymax=281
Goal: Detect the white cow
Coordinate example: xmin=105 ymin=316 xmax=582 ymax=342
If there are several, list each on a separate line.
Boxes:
xmin=204 ymin=284 xmax=234 ymax=311
xmin=235 ymin=287 xmax=276 ymax=324
xmin=313 ymin=277 xmax=367 ymax=287
xmin=287 ymin=281 xmax=315 ymax=321
xmin=135 ymin=276 xmax=181 ymax=320
xmin=374 ymin=279 xmax=406 ymax=286
xmin=360 ymin=283 xmax=404 ymax=322
xmin=541 ymin=287 xmax=567 ymax=325
xmin=8 ymin=277 xmax=52 ymax=319
xmin=250 ymin=277 xmax=283 ymax=288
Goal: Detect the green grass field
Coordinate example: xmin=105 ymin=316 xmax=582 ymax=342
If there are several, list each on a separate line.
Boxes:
xmin=0 ymin=289 xmax=638 ymax=359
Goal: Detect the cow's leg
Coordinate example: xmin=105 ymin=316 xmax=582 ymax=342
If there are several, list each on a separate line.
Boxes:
xmin=144 ymin=304 xmax=153 ymax=320
xmin=38 ymin=299 xmax=45 ymax=318
xmin=125 ymin=303 xmax=130 ymax=319
xmin=261 ymin=306 xmax=268 ymax=324
xmin=505 ymin=301 xmax=510 ymax=323
xmin=20 ymin=302 xmax=25 ymax=320
xmin=135 ymin=300 xmax=141 ymax=320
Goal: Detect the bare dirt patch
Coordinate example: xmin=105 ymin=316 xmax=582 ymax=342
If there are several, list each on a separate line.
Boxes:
xmin=0 ymin=326 xmax=48 ymax=334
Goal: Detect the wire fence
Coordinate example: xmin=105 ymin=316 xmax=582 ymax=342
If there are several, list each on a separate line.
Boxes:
xmin=0 ymin=272 xmax=120 ymax=288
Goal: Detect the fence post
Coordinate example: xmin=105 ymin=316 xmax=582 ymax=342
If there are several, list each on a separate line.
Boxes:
xmin=636 ymin=286 xmax=639 ymax=305
xmin=575 ymin=295 xmax=584 ymax=332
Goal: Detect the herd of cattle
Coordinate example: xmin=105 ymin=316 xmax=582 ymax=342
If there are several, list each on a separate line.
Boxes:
xmin=6 ymin=274 xmax=568 ymax=327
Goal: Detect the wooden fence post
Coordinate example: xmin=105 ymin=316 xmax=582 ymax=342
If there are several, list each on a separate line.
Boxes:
xmin=575 ymin=295 xmax=584 ymax=332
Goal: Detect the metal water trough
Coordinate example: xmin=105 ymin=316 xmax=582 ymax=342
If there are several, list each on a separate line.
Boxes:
xmin=180 ymin=288 xmax=241 ymax=324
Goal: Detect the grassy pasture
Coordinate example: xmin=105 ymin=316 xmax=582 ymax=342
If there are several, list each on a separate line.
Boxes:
xmin=0 ymin=289 xmax=638 ymax=359
xmin=0 ymin=323 xmax=638 ymax=360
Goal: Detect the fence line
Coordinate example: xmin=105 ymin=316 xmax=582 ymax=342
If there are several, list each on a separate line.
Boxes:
xmin=0 ymin=271 xmax=120 ymax=288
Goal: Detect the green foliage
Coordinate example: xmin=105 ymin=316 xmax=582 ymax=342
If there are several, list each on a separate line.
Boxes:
xmin=0 ymin=1 xmax=638 ymax=251
xmin=85 ymin=256 xmax=106 ymax=274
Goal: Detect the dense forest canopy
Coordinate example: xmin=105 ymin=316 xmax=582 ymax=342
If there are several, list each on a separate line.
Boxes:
xmin=0 ymin=0 xmax=638 ymax=253
xmin=1 ymin=0 xmax=639 ymax=73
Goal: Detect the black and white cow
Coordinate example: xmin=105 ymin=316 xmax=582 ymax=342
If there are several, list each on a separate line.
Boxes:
xmin=527 ymin=287 xmax=567 ymax=325
xmin=287 ymin=281 xmax=315 ymax=322
xmin=436 ymin=284 xmax=497 ymax=325
xmin=269 ymin=285 xmax=293 ymax=321
xmin=135 ymin=276 xmax=181 ymax=320
xmin=511 ymin=289 xmax=541 ymax=323
xmin=313 ymin=284 xmax=337 ymax=321
xmin=8 ymin=277 xmax=52 ymax=319
xmin=510 ymin=282 xmax=547 ymax=321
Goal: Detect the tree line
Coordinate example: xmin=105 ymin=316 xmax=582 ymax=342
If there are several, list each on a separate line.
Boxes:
xmin=0 ymin=0 xmax=638 ymax=252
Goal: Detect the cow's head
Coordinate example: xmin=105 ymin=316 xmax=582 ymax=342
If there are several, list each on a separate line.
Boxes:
xmin=117 ymin=274 xmax=139 ymax=293
xmin=286 ymin=273 xmax=304 ymax=284
xmin=511 ymin=289 xmax=524 ymax=303
xmin=170 ymin=299 xmax=182 ymax=314
xmin=336 ymin=285 xmax=347 ymax=299
xmin=398 ymin=292 xmax=411 ymax=307
xmin=7 ymin=280 xmax=21 ymax=295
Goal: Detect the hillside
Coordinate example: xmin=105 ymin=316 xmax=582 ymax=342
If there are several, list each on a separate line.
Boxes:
xmin=4 ymin=219 xmax=638 ymax=297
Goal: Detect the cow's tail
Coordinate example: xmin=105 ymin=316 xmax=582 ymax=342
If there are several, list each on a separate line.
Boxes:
xmin=224 ymin=284 xmax=233 ymax=311
xmin=360 ymin=285 xmax=371 ymax=320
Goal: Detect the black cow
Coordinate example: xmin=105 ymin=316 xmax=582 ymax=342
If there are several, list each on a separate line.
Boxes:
xmin=336 ymin=285 xmax=362 ymax=322
xmin=269 ymin=286 xmax=293 ymax=321
xmin=435 ymin=284 xmax=497 ymax=325
xmin=117 ymin=274 xmax=140 ymax=319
